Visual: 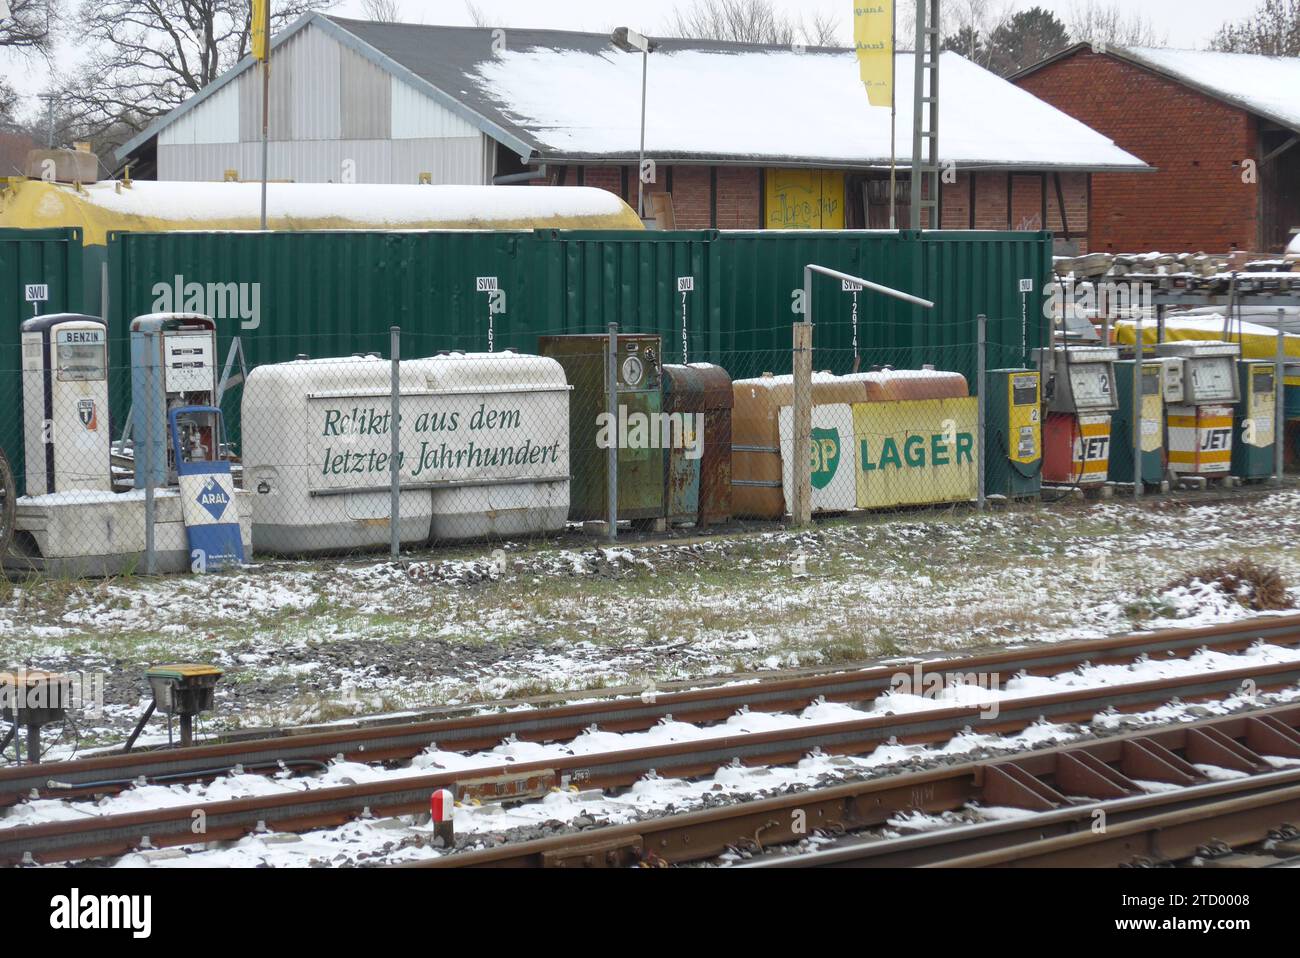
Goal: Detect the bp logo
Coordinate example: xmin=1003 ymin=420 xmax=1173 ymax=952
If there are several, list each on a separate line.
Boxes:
xmin=810 ymin=427 xmax=840 ymax=489
xmin=197 ymin=477 xmax=231 ymax=521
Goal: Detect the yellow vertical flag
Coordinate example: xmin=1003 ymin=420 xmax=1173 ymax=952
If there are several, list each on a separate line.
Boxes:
xmin=252 ymin=0 xmax=270 ymax=62
xmin=853 ymin=1 xmax=893 ymax=107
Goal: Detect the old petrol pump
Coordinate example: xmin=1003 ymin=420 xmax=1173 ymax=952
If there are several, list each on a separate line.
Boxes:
xmin=1155 ymin=341 xmax=1240 ymax=483
xmin=1232 ymin=360 xmax=1278 ymax=481
xmin=1034 ymin=346 xmax=1119 ymax=490
xmin=1111 ymin=358 xmax=1166 ymax=490
xmin=984 ymin=368 xmax=1042 ymax=499
xmin=170 ymin=406 xmax=244 ymax=569
xmin=130 ymin=314 xmax=218 ymax=488
xmin=20 ymin=314 xmax=112 ymax=496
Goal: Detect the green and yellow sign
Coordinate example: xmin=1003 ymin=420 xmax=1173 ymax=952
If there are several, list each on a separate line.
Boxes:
xmin=853 ymin=397 xmax=978 ymax=509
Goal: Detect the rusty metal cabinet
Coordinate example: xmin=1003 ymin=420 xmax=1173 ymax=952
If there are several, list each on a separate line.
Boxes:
xmin=663 ymin=363 xmax=732 ymax=527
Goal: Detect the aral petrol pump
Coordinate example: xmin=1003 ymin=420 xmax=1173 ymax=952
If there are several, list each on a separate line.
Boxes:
xmin=1034 ymin=346 xmax=1119 ymax=488
xmin=1232 ymin=360 xmax=1277 ymax=481
xmin=984 ymin=368 xmax=1042 ymax=499
xmin=130 ymin=314 xmax=218 ymax=488
xmin=1155 ymin=341 xmax=1240 ymax=481
xmin=1111 ymin=358 xmax=1166 ymax=489
xmin=170 ymin=405 xmax=244 ymax=569
xmin=20 ymin=314 xmax=112 ymax=496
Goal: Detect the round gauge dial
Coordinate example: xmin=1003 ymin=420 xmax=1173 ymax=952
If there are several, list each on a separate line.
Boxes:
xmin=622 ymin=355 xmax=644 ymax=386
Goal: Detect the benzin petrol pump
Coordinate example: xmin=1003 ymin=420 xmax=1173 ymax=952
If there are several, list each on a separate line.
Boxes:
xmin=1033 ymin=345 xmax=1119 ymax=490
xmin=1111 ymin=358 xmax=1166 ymax=490
xmin=984 ymin=368 xmax=1042 ymax=499
xmin=20 ymin=314 xmax=112 ymax=496
xmin=1155 ymin=341 xmax=1240 ymax=483
xmin=129 ymin=314 xmax=218 ymax=488
xmin=1232 ymin=360 xmax=1277 ymax=481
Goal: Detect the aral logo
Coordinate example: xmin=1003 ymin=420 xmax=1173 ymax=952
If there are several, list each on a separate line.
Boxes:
xmin=197 ymin=477 xmax=230 ymax=520
xmin=809 ymin=427 xmax=840 ymax=489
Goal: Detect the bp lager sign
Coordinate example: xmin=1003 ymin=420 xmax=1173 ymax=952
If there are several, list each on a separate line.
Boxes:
xmin=778 ymin=405 xmax=856 ymax=512
xmin=853 ymin=398 xmax=978 ymax=509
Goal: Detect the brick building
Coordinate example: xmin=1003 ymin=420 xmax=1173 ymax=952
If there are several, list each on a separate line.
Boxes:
xmin=117 ymin=15 xmax=1146 ymax=247
xmin=1014 ymin=44 xmax=1300 ymax=253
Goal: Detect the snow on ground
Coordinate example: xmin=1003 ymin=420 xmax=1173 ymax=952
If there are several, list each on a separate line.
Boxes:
xmin=65 ymin=685 xmax=1300 ymax=869
xmin=9 ymin=643 xmax=1300 ymax=866
xmin=3 ymin=489 xmax=1300 ymax=752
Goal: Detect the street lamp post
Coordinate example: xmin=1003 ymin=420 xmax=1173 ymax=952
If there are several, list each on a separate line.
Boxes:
xmin=612 ymin=27 xmax=657 ymax=221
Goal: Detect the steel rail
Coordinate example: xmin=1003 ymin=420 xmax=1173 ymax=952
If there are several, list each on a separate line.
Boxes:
xmin=744 ymin=768 xmax=1300 ymax=868
xmin=7 ymin=658 xmax=1300 ymax=867
xmin=418 ymin=703 xmax=1300 ymax=869
xmin=930 ymin=781 xmax=1300 ymax=868
xmin=5 ymin=613 xmax=1298 ymax=807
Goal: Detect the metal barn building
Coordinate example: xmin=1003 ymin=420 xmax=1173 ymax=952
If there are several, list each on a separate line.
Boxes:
xmin=116 ymin=13 xmax=1148 ymax=244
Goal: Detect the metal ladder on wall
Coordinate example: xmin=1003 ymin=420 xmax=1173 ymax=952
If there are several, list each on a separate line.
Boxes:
xmin=910 ymin=0 xmax=941 ymax=230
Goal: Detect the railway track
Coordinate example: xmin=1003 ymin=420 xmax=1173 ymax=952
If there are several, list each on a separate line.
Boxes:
xmin=424 ymin=702 xmax=1300 ymax=868
xmin=4 ymin=615 xmax=1300 ymax=866
xmin=4 ymin=613 xmax=1298 ymax=808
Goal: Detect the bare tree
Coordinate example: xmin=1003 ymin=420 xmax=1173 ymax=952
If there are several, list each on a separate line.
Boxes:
xmin=1 ymin=1 xmax=61 ymax=124
xmin=0 ymin=0 xmax=59 ymax=51
xmin=664 ymin=0 xmax=841 ymax=47
xmin=463 ymin=0 xmax=489 ymax=28
xmin=1067 ymin=1 xmax=1167 ymax=48
xmin=360 ymin=0 xmax=400 ymax=22
xmin=1210 ymin=0 xmax=1300 ymax=55
xmin=51 ymin=0 xmax=334 ymax=139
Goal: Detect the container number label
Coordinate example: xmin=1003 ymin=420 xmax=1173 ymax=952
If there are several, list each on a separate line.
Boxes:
xmin=1018 ymin=278 xmax=1034 ymax=293
xmin=841 ymin=280 xmax=863 ymax=292
xmin=677 ymin=276 xmax=694 ymax=293
xmin=476 ymin=276 xmax=499 ymax=292
xmin=25 ymin=284 xmax=49 ymax=302
xmin=677 ymin=277 xmax=693 ymax=361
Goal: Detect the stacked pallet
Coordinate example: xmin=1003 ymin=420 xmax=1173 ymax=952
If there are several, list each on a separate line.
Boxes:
xmin=1054 ymin=250 xmax=1299 ymax=293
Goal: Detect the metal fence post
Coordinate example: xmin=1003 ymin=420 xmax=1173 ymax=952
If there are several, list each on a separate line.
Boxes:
xmin=607 ymin=323 xmax=619 ymax=542
xmin=976 ymin=314 xmax=986 ymax=511
xmin=1277 ymin=313 xmax=1286 ymax=486
xmin=390 ymin=326 xmax=401 ymax=559
xmin=1134 ymin=315 xmax=1143 ymax=500
xmin=143 ymin=329 xmax=156 ymax=576
xmin=792 ymin=315 xmax=813 ymax=527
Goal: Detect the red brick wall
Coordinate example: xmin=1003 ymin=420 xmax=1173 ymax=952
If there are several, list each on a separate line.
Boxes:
xmin=715 ymin=166 xmax=761 ymax=229
xmin=1016 ymin=49 xmax=1258 ymax=252
xmin=555 ymin=162 xmax=1085 ymax=243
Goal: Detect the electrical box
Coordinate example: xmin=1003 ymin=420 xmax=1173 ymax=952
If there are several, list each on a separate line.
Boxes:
xmin=1111 ymin=360 xmax=1165 ymax=486
xmin=538 ymin=334 xmax=665 ymax=524
xmin=1232 ymin=361 xmax=1277 ymax=480
xmin=1157 ymin=341 xmax=1240 ymax=478
xmin=130 ymin=314 xmax=218 ymax=488
xmin=20 ymin=314 xmax=112 ymax=497
xmin=984 ymin=368 xmax=1041 ymax=499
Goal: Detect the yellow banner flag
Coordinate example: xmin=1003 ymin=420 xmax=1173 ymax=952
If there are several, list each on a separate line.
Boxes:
xmin=853 ymin=1 xmax=893 ymax=108
xmin=252 ymin=0 xmax=270 ymax=62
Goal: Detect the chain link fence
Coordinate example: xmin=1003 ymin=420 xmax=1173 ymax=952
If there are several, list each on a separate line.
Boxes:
xmin=0 ymin=311 xmax=1034 ymax=580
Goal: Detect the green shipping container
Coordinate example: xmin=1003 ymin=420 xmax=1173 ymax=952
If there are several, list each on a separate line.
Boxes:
xmin=0 ymin=228 xmax=85 ymax=492
xmin=105 ymin=227 xmax=1052 ymax=459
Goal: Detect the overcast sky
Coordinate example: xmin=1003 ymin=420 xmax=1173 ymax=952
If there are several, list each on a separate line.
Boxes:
xmin=0 ymin=0 xmax=1255 ymax=116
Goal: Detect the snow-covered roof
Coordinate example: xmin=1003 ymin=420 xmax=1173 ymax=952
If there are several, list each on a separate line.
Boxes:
xmin=1017 ymin=44 xmax=1300 ymax=135
xmin=119 ymin=14 xmax=1148 ymax=173
xmin=467 ymin=43 xmax=1146 ymax=171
